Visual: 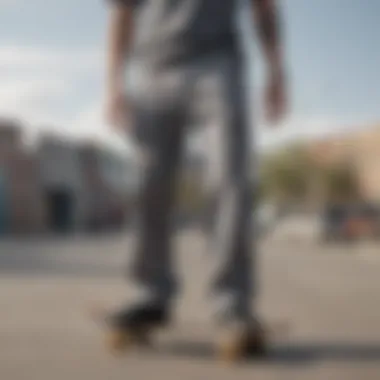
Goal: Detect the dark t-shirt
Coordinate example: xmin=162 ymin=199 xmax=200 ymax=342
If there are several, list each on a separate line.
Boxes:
xmin=109 ymin=0 xmax=241 ymax=65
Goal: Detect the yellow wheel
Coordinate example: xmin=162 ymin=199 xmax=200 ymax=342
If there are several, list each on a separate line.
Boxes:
xmin=106 ymin=327 xmax=153 ymax=354
xmin=106 ymin=329 xmax=132 ymax=353
xmin=217 ymin=328 xmax=246 ymax=363
xmin=217 ymin=325 xmax=267 ymax=362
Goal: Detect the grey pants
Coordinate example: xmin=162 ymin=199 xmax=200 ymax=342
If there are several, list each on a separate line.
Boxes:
xmin=128 ymin=51 xmax=255 ymax=323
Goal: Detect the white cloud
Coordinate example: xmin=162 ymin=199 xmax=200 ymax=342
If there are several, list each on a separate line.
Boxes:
xmin=0 ymin=43 xmax=107 ymax=142
xmin=71 ymin=101 xmax=135 ymax=155
xmin=0 ymin=76 xmax=68 ymax=126
xmin=0 ymin=45 xmax=103 ymax=73
xmin=0 ymin=43 xmax=375 ymax=155
xmin=189 ymin=113 xmax=376 ymax=159
xmin=0 ymin=77 xmax=68 ymax=105
xmin=257 ymin=114 xmax=378 ymax=151
xmin=0 ymin=0 xmax=18 ymax=8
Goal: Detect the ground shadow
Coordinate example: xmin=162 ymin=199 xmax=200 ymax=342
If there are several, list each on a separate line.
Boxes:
xmin=138 ymin=340 xmax=380 ymax=366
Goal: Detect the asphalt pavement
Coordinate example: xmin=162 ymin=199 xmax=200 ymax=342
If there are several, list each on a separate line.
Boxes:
xmin=1 ymin=231 xmax=380 ymax=379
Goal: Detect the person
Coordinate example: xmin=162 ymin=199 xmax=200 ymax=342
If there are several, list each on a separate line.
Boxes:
xmin=103 ymin=0 xmax=287 ymax=357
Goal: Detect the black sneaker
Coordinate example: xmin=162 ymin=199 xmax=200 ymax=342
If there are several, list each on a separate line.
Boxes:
xmin=107 ymin=303 xmax=170 ymax=330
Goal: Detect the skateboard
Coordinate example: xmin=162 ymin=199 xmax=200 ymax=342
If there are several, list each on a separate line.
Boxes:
xmin=89 ymin=305 xmax=157 ymax=352
xmin=88 ymin=304 xmax=289 ymax=362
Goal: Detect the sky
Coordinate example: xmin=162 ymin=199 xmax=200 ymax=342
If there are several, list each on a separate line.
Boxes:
xmin=0 ymin=0 xmax=380 ymax=153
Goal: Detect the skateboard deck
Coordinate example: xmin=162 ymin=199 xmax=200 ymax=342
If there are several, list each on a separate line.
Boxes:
xmin=89 ymin=304 xmax=157 ymax=351
xmin=88 ymin=303 xmax=290 ymax=362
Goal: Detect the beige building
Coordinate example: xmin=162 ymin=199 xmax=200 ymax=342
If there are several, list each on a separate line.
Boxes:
xmin=308 ymin=124 xmax=380 ymax=202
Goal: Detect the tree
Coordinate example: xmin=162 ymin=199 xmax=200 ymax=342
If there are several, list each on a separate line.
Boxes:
xmin=321 ymin=162 xmax=359 ymax=202
xmin=259 ymin=143 xmax=361 ymax=206
xmin=259 ymin=144 xmax=316 ymax=203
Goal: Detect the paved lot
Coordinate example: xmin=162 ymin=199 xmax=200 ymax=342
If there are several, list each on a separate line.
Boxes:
xmin=1 ymin=232 xmax=380 ymax=379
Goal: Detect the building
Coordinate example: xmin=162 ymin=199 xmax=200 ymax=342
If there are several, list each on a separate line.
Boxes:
xmin=37 ymin=135 xmax=87 ymax=233
xmin=6 ymin=149 xmax=45 ymax=234
xmin=95 ymin=146 xmax=140 ymax=227
xmin=308 ymin=124 xmax=380 ymax=202
xmin=0 ymin=119 xmax=22 ymax=234
xmin=0 ymin=118 xmax=22 ymax=152
xmin=78 ymin=142 xmax=117 ymax=230
xmin=0 ymin=118 xmax=205 ymax=235
xmin=0 ymin=119 xmax=45 ymax=234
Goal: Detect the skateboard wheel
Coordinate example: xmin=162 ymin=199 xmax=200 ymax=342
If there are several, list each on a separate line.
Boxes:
xmin=218 ymin=340 xmax=244 ymax=362
xmin=217 ymin=327 xmax=267 ymax=362
xmin=106 ymin=330 xmax=131 ymax=353
xmin=106 ymin=328 xmax=153 ymax=353
xmin=217 ymin=329 xmax=245 ymax=363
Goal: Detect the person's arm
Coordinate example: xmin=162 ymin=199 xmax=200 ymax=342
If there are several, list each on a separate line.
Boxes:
xmin=251 ymin=0 xmax=287 ymax=123
xmin=105 ymin=1 xmax=135 ymax=127
xmin=251 ymin=0 xmax=283 ymax=74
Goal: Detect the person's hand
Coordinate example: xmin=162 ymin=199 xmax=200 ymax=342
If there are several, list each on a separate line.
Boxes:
xmin=264 ymin=68 xmax=287 ymax=126
xmin=104 ymin=89 xmax=129 ymax=131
